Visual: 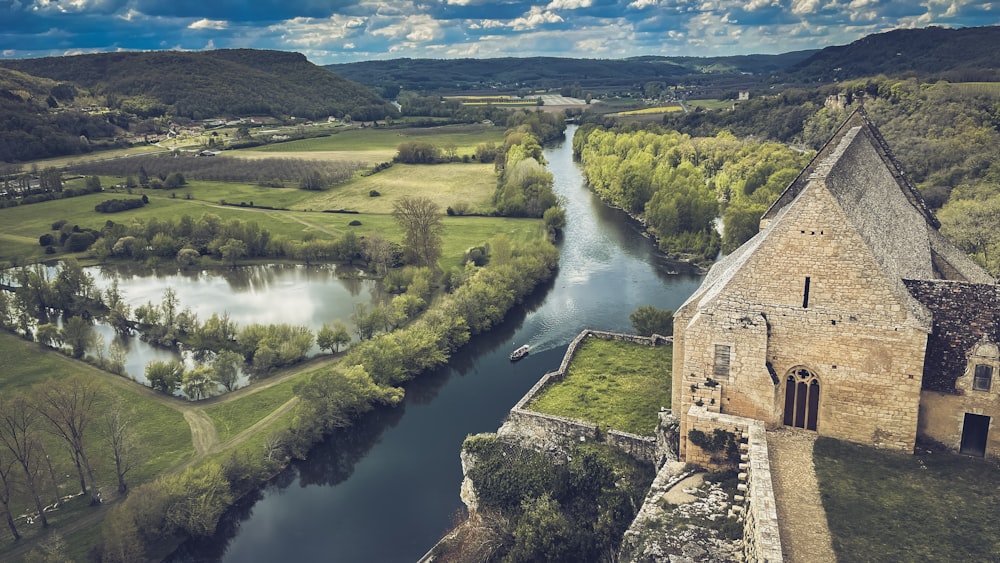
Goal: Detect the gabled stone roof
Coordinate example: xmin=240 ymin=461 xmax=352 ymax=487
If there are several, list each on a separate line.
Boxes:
xmin=762 ymin=106 xmax=937 ymax=229
xmin=679 ymin=107 xmax=994 ymax=322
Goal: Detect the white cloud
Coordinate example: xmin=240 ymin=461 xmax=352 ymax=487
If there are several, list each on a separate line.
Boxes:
xmin=791 ymin=0 xmax=820 ymax=14
xmin=270 ymin=15 xmax=368 ymax=48
xmin=2 ymin=50 xmax=15 ymax=57
xmin=745 ymin=0 xmax=779 ymax=10
xmin=344 ymin=42 xmax=355 ymax=48
xmin=188 ymin=19 xmax=228 ymax=30
xmin=546 ymin=0 xmax=593 ymax=9
xmin=469 ymin=19 xmax=505 ymax=29
xmin=509 ymin=6 xmax=563 ymax=30
xmin=370 ymin=14 xmax=442 ymax=42
xmin=204 ymin=39 xmax=215 ymax=49
xmin=628 ymin=0 xmax=659 ymax=7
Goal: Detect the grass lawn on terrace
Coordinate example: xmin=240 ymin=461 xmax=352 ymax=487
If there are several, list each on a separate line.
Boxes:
xmin=814 ymin=437 xmax=1000 ymax=561
xmin=528 ymin=337 xmax=672 ymax=435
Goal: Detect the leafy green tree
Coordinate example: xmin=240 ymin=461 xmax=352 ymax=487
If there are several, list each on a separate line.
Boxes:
xmin=219 ymin=238 xmax=247 ymax=267
xmin=939 ymin=196 xmax=1000 ymax=274
xmin=35 ymin=323 xmax=62 ymax=348
xmin=211 ymin=350 xmax=243 ymax=392
xmin=293 ymin=364 xmax=403 ymax=434
xmin=145 ymin=360 xmax=184 ymax=394
xmin=182 ymin=366 xmax=215 ymax=400
xmin=507 ymin=495 xmax=573 ymax=562
xmin=629 ymin=305 xmax=674 ymax=337
xmin=85 ymin=175 xmax=102 ymax=192
xmin=61 ymin=316 xmax=94 ymax=359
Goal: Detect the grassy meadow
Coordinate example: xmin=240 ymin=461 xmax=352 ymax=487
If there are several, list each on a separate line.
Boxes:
xmin=618 ymin=105 xmax=684 ymax=116
xmin=0 ymin=124 xmax=544 ymax=269
xmin=815 ymin=437 xmax=1000 ymax=561
xmin=529 ymin=338 xmax=672 ymax=435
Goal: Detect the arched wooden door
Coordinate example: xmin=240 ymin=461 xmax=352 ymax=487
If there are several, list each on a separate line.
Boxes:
xmin=783 ymin=368 xmax=820 ymax=431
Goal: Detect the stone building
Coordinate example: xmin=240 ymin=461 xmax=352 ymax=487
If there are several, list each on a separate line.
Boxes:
xmin=672 ymin=107 xmax=1000 ymax=461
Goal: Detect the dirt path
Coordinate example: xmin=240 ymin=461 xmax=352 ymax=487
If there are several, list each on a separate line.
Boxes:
xmin=766 ymin=428 xmax=837 ymax=563
xmin=184 ymin=409 xmax=218 ymax=456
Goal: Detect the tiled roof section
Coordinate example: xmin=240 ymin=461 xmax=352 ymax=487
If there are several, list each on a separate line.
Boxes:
xmin=761 ymin=106 xmax=938 ymax=229
xmin=904 ymin=279 xmax=1000 ymax=392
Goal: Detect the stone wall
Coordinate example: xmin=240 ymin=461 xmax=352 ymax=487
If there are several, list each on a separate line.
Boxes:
xmin=500 ymin=329 xmax=670 ymax=463
xmin=676 ymin=169 xmax=930 ymax=457
xmin=686 ymin=406 xmax=783 ymax=563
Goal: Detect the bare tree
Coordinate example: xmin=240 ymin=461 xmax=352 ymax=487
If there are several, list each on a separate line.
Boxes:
xmin=392 ymin=196 xmax=444 ymax=268
xmin=0 ymin=447 xmax=19 ymax=541
xmin=105 ymin=397 xmax=136 ymax=495
xmin=363 ymin=231 xmax=395 ymax=277
xmin=0 ymin=395 xmax=49 ymax=527
xmin=36 ymin=376 xmax=101 ymax=505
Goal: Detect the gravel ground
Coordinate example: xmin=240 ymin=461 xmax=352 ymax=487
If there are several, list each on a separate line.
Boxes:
xmin=766 ymin=428 xmax=837 ymax=563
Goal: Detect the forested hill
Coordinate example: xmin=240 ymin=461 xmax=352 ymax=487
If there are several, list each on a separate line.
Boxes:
xmin=326 ymin=51 xmax=817 ymax=94
xmin=787 ymin=25 xmax=1000 ymax=83
xmin=0 ymin=49 xmax=396 ymax=121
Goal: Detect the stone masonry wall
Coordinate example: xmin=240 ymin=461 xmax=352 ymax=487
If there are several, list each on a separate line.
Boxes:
xmin=499 ymin=330 xmax=669 ymax=463
xmin=676 ymin=177 xmax=928 ymax=456
xmin=685 ymin=406 xmax=783 ymax=563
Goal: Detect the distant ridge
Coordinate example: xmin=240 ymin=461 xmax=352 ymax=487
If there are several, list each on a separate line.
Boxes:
xmin=0 ymin=49 xmax=396 ymax=121
xmin=787 ymin=25 xmax=1000 ymax=82
xmin=326 ymin=51 xmax=818 ymax=93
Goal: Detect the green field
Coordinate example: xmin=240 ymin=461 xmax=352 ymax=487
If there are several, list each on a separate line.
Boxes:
xmin=815 ymin=437 xmax=1000 ymax=561
xmin=529 ymin=338 xmax=672 ymax=435
xmin=618 ymin=105 xmax=684 ymax=115
xmin=205 ymin=378 xmax=300 ymax=442
xmin=247 ymin=123 xmax=504 ymax=157
xmin=686 ymin=99 xmax=734 ymax=110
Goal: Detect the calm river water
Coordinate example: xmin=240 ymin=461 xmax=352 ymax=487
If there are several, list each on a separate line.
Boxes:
xmin=169 ymin=125 xmax=704 ymax=562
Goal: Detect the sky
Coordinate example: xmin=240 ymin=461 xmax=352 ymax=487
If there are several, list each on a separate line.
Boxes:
xmin=0 ymin=0 xmax=997 ymax=65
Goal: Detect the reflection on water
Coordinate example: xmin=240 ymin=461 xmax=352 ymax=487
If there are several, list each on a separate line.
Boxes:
xmin=85 ymin=263 xmax=384 ymax=382
xmin=172 ymin=125 xmax=705 ymax=563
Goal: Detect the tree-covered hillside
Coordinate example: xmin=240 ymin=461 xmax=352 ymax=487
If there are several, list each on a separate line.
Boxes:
xmin=786 ymin=25 xmax=1000 ymax=83
xmin=326 ymin=51 xmax=817 ymax=94
xmin=0 ymin=49 xmax=396 ymax=121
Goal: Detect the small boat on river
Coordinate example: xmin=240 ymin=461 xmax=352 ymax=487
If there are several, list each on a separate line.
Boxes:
xmin=510 ymin=344 xmax=530 ymax=361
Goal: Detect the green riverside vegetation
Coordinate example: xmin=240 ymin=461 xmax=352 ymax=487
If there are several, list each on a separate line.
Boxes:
xmin=529 ymin=338 xmax=672 ymax=435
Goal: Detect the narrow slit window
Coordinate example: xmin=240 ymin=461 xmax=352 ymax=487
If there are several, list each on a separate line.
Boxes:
xmin=714 ymin=345 xmax=731 ymax=379
xmin=803 ymin=276 xmax=811 ymax=308
xmin=974 ymin=364 xmax=993 ymax=391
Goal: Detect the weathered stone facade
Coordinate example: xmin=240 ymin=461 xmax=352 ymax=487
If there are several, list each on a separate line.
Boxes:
xmin=674 ymin=107 xmax=1000 ymax=460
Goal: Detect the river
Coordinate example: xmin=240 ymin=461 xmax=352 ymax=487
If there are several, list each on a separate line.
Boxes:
xmin=169 ymin=124 xmax=704 ymax=562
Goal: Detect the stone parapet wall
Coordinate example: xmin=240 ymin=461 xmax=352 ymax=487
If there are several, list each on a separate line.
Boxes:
xmin=687 ymin=406 xmax=783 ymax=563
xmin=503 ymin=329 xmax=670 ymax=460
xmin=743 ymin=421 xmax=783 ymax=563
xmin=606 ymin=430 xmax=657 ymax=463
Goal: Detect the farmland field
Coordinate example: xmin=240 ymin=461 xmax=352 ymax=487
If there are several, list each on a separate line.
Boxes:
xmin=618 ymin=104 xmax=684 ymax=115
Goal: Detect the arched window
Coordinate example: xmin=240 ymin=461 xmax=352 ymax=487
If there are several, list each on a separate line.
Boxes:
xmin=783 ymin=368 xmax=820 ymax=431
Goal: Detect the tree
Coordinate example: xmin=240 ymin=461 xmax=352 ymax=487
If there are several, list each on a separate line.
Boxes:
xmin=939 ymin=196 xmax=1000 ymax=274
xmin=0 ymin=395 xmax=49 ymax=527
xmin=392 ymin=196 xmax=444 ymax=268
xmin=85 ymin=175 xmax=102 ymax=192
xmin=108 ymin=340 xmax=128 ymax=376
xmin=146 ymin=360 xmax=184 ymax=394
xmin=329 ymin=321 xmax=352 ymax=352
xmin=0 ymin=444 xmax=19 ymax=540
xmin=211 ymin=350 xmax=243 ymax=392
xmin=629 ymin=305 xmax=674 ymax=337
xmin=182 ymin=366 xmax=215 ymax=400
xmin=36 ymin=376 xmax=100 ymax=504
xmin=103 ymin=397 xmax=136 ymax=496
xmin=60 ymin=316 xmax=94 ymax=359
xmin=35 ymin=323 xmax=62 ymax=349
xmin=219 ymin=238 xmax=247 ymax=267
